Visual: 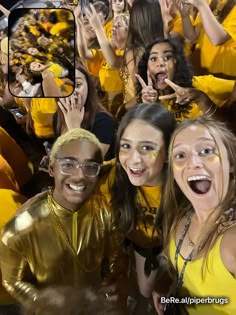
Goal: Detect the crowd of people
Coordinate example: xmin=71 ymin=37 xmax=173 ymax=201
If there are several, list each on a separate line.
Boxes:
xmin=0 ymin=0 xmax=235 ymax=314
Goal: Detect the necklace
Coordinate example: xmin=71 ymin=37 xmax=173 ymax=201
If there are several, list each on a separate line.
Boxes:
xmin=175 ymin=210 xmax=194 ymax=289
xmin=187 ymin=229 xmax=195 ymax=247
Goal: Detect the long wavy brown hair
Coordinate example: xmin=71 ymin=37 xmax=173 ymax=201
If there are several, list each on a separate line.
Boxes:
xmin=163 ymin=117 xmax=236 ymax=269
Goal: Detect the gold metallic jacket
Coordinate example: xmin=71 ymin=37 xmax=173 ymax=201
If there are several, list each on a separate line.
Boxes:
xmin=0 ymin=190 xmax=127 ymax=308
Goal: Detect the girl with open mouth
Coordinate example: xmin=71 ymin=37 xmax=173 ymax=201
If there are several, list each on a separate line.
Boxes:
xmin=99 ymin=102 xmax=176 ymax=313
xmin=152 ymin=116 xmax=236 ymax=315
xmin=136 ymin=37 xmax=235 ymax=123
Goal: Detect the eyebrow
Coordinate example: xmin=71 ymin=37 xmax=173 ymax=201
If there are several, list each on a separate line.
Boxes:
xmin=149 ymin=50 xmax=174 ymax=55
xmin=173 ymin=137 xmax=215 ymax=149
xmin=120 ymin=138 xmax=159 ymax=145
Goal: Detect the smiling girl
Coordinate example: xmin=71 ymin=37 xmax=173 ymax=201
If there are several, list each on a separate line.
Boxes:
xmin=156 ymin=117 xmax=236 ymax=315
xmin=99 ymin=103 xmax=176 ymax=311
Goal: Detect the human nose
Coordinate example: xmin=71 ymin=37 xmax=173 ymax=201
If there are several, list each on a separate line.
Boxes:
xmin=129 ymin=149 xmax=142 ymax=163
xmin=73 ymin=164 xmax=85 ymax=177
xmin=156 ymin=57 xmax=165 ymax=67
xmin=186 ymin=153 xmax=203 ymax=169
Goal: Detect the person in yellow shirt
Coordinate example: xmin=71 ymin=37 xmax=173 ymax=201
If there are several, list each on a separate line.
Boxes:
xmin=136 ymin=38 xmax=234 ymax=122
xmin=0 ymin=127 xmax=33 ymax=192
xmin=105 ymin=0 xmax=128 ymax=40
xmin=178 ymin=0 xmax=236 ymax=78
xmin=98 ymin=103 xmax=176 ymax=313
xmin=0 ymin=189 xmax=27 ymax=313
xmin=78 ymin=11 xmax=129 ymax=114
xmin=153 ymin=117 xmax=236 ymax=315
xmin=30 ymin=97 xmax=58 ymax=139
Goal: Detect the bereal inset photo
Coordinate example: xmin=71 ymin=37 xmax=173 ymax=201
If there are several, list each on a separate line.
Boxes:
xmin=8 ymin=8 xmax=75 ymax=98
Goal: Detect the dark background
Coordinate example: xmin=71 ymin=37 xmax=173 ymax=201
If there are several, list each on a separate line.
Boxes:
xmin=0 ymin=1 xmax=51 ymax=18
xmin=0 ymin=1 xmax=19 ymax=17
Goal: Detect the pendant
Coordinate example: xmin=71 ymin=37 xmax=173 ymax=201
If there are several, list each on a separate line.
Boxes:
xmin=189 ymin=240 xmax=195 ymax=247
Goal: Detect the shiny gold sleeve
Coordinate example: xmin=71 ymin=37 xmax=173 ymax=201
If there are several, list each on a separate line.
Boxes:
xmin=0 ymin=238 xmax=39 ymax=308
xmin=105 ymin=210 xmax=128 ymax=277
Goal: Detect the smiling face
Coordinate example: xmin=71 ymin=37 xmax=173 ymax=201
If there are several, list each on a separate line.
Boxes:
xmin=28 ymin=47 xmax=39 ymax=56
xmin=82 ymin=17 xmax=96 ymax=41
xmin=171 ymin=125 xmax=230 ymax=211
xmin=147 ymin=42 xmax=176 ymax=91
xmin=119 ymin=119 xmax=166 ymax=186
xmin=112 ymin=0 xmax=125 ymax=14
xmin=50 ymin=139 xmax=101 ymax=211
xmin=30 ymin=61 xmax=44 ymax=72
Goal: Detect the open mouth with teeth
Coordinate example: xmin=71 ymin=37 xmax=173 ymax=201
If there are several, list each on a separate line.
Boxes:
xmin=129 ymin=167 xmax=145 ymax=176
xmin=66 ymin=184 xmax=86 ymax=192
xmin=187 ymin=175 xmax=212 ymax=194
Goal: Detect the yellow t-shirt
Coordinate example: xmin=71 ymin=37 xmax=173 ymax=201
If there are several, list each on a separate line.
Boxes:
xmin=192 ymin=75 xmax=235 ymax=107
xmin=0 ymin=127 xmax=33 ymax=187
xmin=161 ymin=75 xmax=234 ymax=122
xmin=170 ymin=14 xmax=193 ymax=57
xmin=86 ymin=49 xmax=124 ymax=93
xmin=193 ymin=4 xmax=236 ymax=76
xmin=0 ymin=156 xmax=20 ymax=192
xmin=99 ymin=160 xmax=162 ymax=248
xmin=169 ymin=235 xmax=236 ymax=314
xmin=0 ymin=189 xmax=27 ymax=304
xmin=31 ymin=98 xmax=57 ymax=138
xmin=104 ymin=19 xmax=113 ymax=40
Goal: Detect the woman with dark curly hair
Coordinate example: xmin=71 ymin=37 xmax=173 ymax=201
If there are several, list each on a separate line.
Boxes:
xmin=136 ymin=37 xmax=235 ymax=122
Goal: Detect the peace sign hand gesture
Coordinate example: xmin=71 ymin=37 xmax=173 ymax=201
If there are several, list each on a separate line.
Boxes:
xmin=135 ymin=71 xmax=158 ymax=103
xmin=158 ymin=79 xmax=193 ymax=104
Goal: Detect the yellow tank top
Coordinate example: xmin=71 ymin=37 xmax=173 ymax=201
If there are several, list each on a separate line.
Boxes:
xmin=169 ymin=235 xmax=236 ymax=314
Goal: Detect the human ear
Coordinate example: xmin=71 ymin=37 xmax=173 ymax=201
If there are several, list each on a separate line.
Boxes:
xmin=48 ymin=162 xmax=55 ymax=178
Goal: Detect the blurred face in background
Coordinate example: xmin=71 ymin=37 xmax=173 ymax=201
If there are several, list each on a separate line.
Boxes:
xmin=111 ymin=15 xmax=129 ymax=47
xmin=112 ymin=0 xmax=126 ymax=14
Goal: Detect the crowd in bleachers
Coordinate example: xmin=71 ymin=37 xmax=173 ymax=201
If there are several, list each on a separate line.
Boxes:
xmin=0 ymin=0 xmax=235 ymax=314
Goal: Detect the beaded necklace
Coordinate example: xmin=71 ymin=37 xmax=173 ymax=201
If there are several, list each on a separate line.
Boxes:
xmin=174 ymin=211 xmax=194 ymax=289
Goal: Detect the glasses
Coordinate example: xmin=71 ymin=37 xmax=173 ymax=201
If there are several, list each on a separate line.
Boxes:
xmin=55 ymin=158 xmax=101 ymax=177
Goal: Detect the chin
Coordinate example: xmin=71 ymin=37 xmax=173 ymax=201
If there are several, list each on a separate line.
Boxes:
xmin=65 ymin=194 xmax=89 ymax=207
xmin=128 ymin=176 xmax=146 ymax=187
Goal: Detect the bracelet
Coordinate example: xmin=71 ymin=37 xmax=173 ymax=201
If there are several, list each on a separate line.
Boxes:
xmin=204 ymin=104 xmax=217 ymax=117
xmin=204 ymin=103 xmax=213 ymax=115
xmin=207 ymin=105 xmax=217 ymax=117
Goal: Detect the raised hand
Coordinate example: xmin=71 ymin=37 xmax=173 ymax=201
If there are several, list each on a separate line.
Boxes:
xmin=160 ymin=0 xmax=175 ymax=24
xmin=158 ymin=78 xmax=193 ymax=104
xmin=177 ymin=0 xmax=204 ymax=9
xmin=176 ymin=0 xmax=191 ymax=17
xmin=135 ymin=71 xmax=158 ymax=103
xmin=58 ymin=93 xmax=85 ymax=130
xmin=84 ymin=3 xmax=101 ymax=30
xmin=73 ymin=2 xmax=82 ymax=20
